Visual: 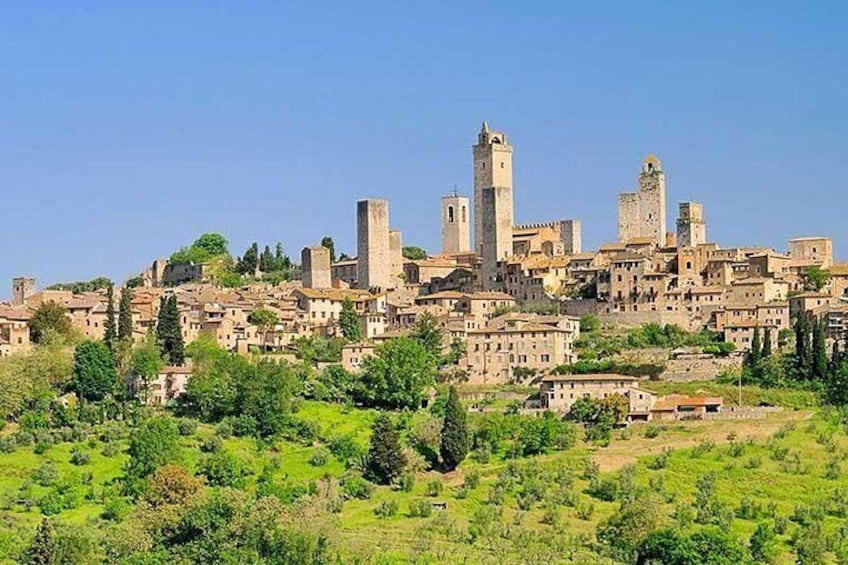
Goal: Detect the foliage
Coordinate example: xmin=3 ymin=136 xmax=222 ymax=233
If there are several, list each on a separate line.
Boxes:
xmin=359 ymin=337 xmax=436 ymax=410
xmin=169 ymin=232 xmax=229 ymax=264
xmin=440 ymin=386 xmax=469 ymax=470
xmin=402 ymin=246 xmax=427 ymax=260
xmin=72 ymin=340 xmax=118 ymax=401
xmin=104 ymin=284 xmax=117 ymax=352
xmin=23 ymin=518 xmax=57 ymax=565
xmin=410 ymin=312 xmax=443 ymax=361
xmin=804 ymin=266 xmax=831 ymax=291
xmin=294 ymin=336 xmax=345 ymax=364
xmin=320 ymin=236 xmax=336 ymax=262
xmin=0 ymin=341 xmax=72 ymax=421
xmin=128 ymin=334 xmax=165 ymax=402
xmin=118 ymin=286 xmax=134 ymax=342
xmin=338 ymin=298 xmax=363 ymax=342
xmin=45 ymin=277 xmax=112 ymax=293
xmin=30 ymin=301 xmax=73 ymax=344
xmin=366 ymin=414 xmax=407 ymax=484
xmin=200 ymin=449 xmax=249 ymax=488
xmin=125 ymin=417 xmax=182 ymax=481
xmin=553 ymin=358 xmax=666 ymax=379
xmin=156 ymin=295 xmax=185 ymax=365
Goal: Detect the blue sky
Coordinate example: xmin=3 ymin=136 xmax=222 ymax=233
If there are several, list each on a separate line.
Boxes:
xmin=1 ymin=1 xmax=846 ymax=295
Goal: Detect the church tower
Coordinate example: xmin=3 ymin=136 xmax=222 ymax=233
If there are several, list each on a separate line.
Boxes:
xmin=441 ymin=192 xmax=470 ymax=254
xmin=637 ymin=154 xmax=667 ymax=246
xmin=473 ymin=122 xmax=513 ymax=255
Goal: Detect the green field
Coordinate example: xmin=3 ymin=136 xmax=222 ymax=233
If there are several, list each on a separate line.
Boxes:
xmin=1 ymin=388 xmax=846 ymax=564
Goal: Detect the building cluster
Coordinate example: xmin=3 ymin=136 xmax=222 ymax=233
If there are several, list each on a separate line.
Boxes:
xmin=2 ymin=123 xmax=845 ymax=398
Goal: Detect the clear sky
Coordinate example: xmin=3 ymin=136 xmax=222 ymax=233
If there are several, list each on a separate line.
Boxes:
xmin=1 ymin=1 xmax=846 ymax=295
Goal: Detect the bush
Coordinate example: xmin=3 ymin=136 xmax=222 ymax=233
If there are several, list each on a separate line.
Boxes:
xmin=215 ymin=421 xmax=233 ymax=438
xmin=200 ymin=450 xmax=248 ymax=488
xmin=69 ymin=447 xmax=91 ymax=466
xmin=397 ymin=472 xmax=415 ymax=493
xmin=177 ymin=419 xmax=197 ymax=436
xmin=644 ymin=426 xmax=661 ymax=439
xmin=426 ymin=479 xmax=444 ymax=497
xmin=201 ymin=435 xmax=223 ymax=453
xmin=100 ymin=496 xmax=131 ymax=522
xmin=576 ymin=501 xmax=595 ymax=520
xmin=374 ymin=499 xmax=398 ymax=518
xmin=309 ymin=449 xmax=329 ymax=467
xmin=329 ymin=434 xmax=363 ymax=465
xmin=464 ymin=469 xmax=481 ymax=490
xmin=408 ymin=499 xmax=432 ymax=518
xmin=34 ymin=462 xmax=58 ymax=487
xmin=341 ymin=474 xmax=374 ymax=500
xmin=648 ymin=448 xmax=672 ymax=470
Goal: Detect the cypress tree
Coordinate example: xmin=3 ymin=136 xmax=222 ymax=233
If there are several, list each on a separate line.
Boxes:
xmin=440 ymin=386 xmax=469 ymax=471
xmin=750 ymin=326 xmax=762 ymax=367
xmin=761 ymin=328 xmax=772 ymax=358
xmin=830 ymin=341 xmax=842 ymax=374
xmin=118 ymin=286 xmax=133 ymax=342
xmin=156 ymin=296 xmax=185 ymax=365
xmin=795 ymin=315 xmax=812 ymax=379
xmin=103 ymin=283 xmax=117 ymax=352
xmin=339 ymin=298 xmax=363 ymax=342
xmin=259 ymin=245 xmax=274 ymax=272
xmin=23 ymin=518 xmax=57 ymax=565
xmin=366 ymin=414 xmax=406 ymax=485
xmin=238 ymin=243 xmax=259 ymax=274
xmin=812 ymin=318 xmax=828 ymax=381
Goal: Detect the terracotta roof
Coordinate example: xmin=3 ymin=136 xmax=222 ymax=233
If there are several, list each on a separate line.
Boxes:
xmin=416 ymin=291 xmax=466 ymax=300
xmin=652 ymin=394 xmax=722 ymax=411
xmin=541 ymin=373 xmax=639 ymax=382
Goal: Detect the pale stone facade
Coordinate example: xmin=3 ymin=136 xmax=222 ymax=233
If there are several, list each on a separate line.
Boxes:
xmin=618 ymin=155 xmax=667 ymax=245
xmin=357 ymin=199 xmax=390 ymax=291
xmin=481 ymin=185 xmax=513 ymax=291
xmin=540 ymin=374 xmax=654 ymax=417
xmin=11 ymin=277 xmax=35 ymax=306
xmin=512 ymin=220 xmax=582 ymax=256
xmin=473 ymin=122 xmax=513 ymax=254
xmin=389 ymin=229 xmax=403 ymax=286
xmin=788 ymin=237 xmax=833 ymax=269
xmin=677 ymin=202 xmax=707 ymax=248
xmin=441 ymin=194 xmax=471 ymax=254
xmin=301 ymin=246 xmax=332 ymax=289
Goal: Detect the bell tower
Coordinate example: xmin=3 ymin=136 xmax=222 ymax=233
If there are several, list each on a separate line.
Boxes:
xmin=441 ymin=190 xmax=470 ymax=254
xmin=473 ymin=122 xmax=513 ymax=255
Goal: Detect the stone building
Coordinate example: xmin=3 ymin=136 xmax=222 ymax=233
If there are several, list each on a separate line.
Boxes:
xmin=441 ymin=193 xmax=471 ymax=254
xmin=357 ymin=199 xmax=390 ymax=291
xmin=389 ymin=229 xmax=403 ymax=284
xmin=512 ymin=220 xmax=582 ymax=256
xmin=473 ymin=122 xmax=513 ymax=254
xmin=481 ymin=185 xmax=514 ymax=291
xmin=539 ymin=373 xmax=654 ymax=418
xmin=301 ymin=246 xmax=332 ymax=289
xmin=618 ymin=155 xmax=667 ymax=245
xmin=11 ymin=277 xmax=35 ymax=306
xmin=788 ymin=236 xmax=833 ymax=269
xmin=677 ymin=202 xmax=707 ymax=248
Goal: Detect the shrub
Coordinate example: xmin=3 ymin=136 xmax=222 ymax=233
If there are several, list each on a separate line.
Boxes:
xmin=100 ymin=496 xmax=131 ymax=522
xmin=215 ymin=421 xmax=233 ymax=438
xmin=464 ymin=469 xmax=481 ymax=490
xmin=329 ymin=434 xmax=363 ymax=465
xmin=408 ymin=499 xmax=432 ymax=518
xmin=397 ymin=472 xmax=415 ymax=493
xmin=648 ymin=448 xmax=672 ymax=470
xmin=201 ymin=435 xmax=223 ymax=453
xmin=309 ymin=449 xmax=329 ymax=467
xmin=426 ymin=479 xmax=444 ymax=497
xmin=69 ymin=447 xmax=91 ymax=466
xmin=374 ymin=499 xmax=398 ymax=518
xmin=576 ymin=500 xmax=595 ymax=520
xmin=644 ymin=426 xmax=661 ymax=439
xmin=341 ymin=474 xmax=373 ymax=500
xmin=177 ymin=419 xmax=197 ymax=436
xmin=200 ymin=450 xmax=249 ymax=488
xmin=34 ymin=462 xmax=58 ymax=487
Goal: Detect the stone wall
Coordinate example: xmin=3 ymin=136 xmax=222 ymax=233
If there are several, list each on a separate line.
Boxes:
xmin=356 ymin=199 xmax=390 ymax=290
xmin=598 ymin=310 xmax=697 ymax=332
xmin=660 ymin=354 xmax=744 ymax=382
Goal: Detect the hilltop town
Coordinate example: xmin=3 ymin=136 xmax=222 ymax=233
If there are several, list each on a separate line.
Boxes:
xmin=1 ymin=123 xmax=844 ymax=406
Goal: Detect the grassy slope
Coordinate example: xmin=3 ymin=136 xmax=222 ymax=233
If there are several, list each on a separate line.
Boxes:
xmin=0 ymin=394 xmax=844 ymax=563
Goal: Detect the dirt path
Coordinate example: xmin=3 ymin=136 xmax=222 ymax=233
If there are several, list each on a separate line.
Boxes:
xmin=590 ymin=410 xmax=812 ymax=472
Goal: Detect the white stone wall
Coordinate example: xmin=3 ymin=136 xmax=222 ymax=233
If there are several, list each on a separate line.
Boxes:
xmin=356 ymin=199 xmax=390 ymax=290
xmin=441 ymin=195 xmax=471 ymax=254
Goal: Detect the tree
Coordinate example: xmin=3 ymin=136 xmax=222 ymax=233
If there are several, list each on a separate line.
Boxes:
xmin=402 ymin=246 xmax=427 ymax=260
xmin=359 ymin=337 xmax=436 ymax=410
xmin=597 ymin=495 xmax=665 ymax=562
xmin=237 ymin=242 xmax=259 ymax=275
xmin=156 ymin=296 xmax=185 ymax=365
xmin=320 ymin=237 xmax=336 ymax=262
xmin=259 ymin=245 xmax=274 ymax=272
xmin=366 ymin=414 xmax=406 ymax=484
xmin=30 ymin=301 xmax=72 ymax=344
xmin=192 ymin=233 xmax=229 ymax=257
xmin=129 ymin=334 xmax=165 ymax=403
xmin=410 ymin=312 xmax=443 ymax=360
xmin=126 ymin=417 xmax=182 ymax=480
xmin=794 ymin=315 xmax=812 ymax=379
xmin=339 ymin=298 xmax=363 ymax=342
xmin=23 ymin=518 xmax=57 ymax=565
xmin=274 ymin=241 xmax=289 ymax=270
xmin=749 ymin=522 xmax=777 ymax=564
xmin=761 ymin=328 xmax=772 ymax=358
xmin=72 ymin=340 xmax=117 ymax=401
xmin=812 ymin=318 xmax=828 ymax=381
xmin=118 ymin=286 xmax=133 ymax=343
xmin=104 ymin=284 xmax=117 ymax=352
xmin=749 ymin=326 xmax=762 ymax=367
xmin=804 ymin=266 xmax=831 ymax=291
xmin=440 ymin=386 xmax=469 ymax=470
xmin=200 ymin=449 xmax=248 ymax=488
xmin=247 ymin=307 xmax=279 ymax=351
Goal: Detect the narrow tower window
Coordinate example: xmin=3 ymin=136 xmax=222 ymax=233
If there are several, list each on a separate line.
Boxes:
xmin=461 ymin=206 xmax=467 ymax=222
xmin=448 ymin=206 xmax=455 ymax=223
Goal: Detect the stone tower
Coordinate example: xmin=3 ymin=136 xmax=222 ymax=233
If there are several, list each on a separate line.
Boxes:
xmin=481 ymin=186 xmax=514 ymax=291
xmin=617 ymin=154 xmax=667 ymax=245
xmin=473 ymin=122 xmax=513 ymax=255
xmin=441 ymin=193 xmax=471 ymax=254
xmin=558 ymin=219 xmax=582 ymax=255
xmin=389 ymin=229 xmax=403 ymax=282
xmin=301 ymin=246 xmax=332 ymax=289
xmin=11 ymin=277 xmax=35 ymax=306
xmin=357 ymin=199 xmax=390 ymax=291
xmin=676 ymin=202 xmax=706 ymax=248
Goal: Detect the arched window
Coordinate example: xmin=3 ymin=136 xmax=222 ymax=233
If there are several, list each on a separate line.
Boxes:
xmin=461 ymin=206 xmax=466 ymax=222
xmin=448 ymin=205 xmax=455 ymax=223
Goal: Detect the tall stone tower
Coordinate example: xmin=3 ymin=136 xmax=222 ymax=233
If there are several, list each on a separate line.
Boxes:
xmin=558 ymin=220 xmax=582 ymax=255
xmin=357 ymin=199 xmax=390 ymax=291
xmin=441 ymin=193 xmax=471 ymax=254
xmin=481 ymin=186 xmax=514 ymax=291
xmin=389 ymin=229 xmax=403 ymax=282
xmin=617 ymin=154 xmax=667 ymax=245
xmin=301 ymin=246 xmax=331 ymax=289
xmin=11 ymin=277 xmax=35 ymax=306
xmin=676 ymin=202 xmax=706 ymax=248
xmin=473 ymin=122 xmax=513 ymax=255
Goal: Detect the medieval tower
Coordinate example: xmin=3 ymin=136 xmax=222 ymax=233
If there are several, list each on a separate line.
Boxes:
xmin=357 ymin=199 xmax=391 ymax=290
xmin=11 ymin=277 xmax=35 ymax=306
xmin=473 ymin=122 xmax=513 ymax=255
xmin=676 ymin=201 xmax=707 ymax=248
xmin=441 ymin=193 xmax=471 ymax=254
xmin=301 ymin=246 xmax=332 ymax=289
xmin=481 ymin=186 xmax=514 ymax=290
xmin=617 ymin=154 xmax=667 ymax=245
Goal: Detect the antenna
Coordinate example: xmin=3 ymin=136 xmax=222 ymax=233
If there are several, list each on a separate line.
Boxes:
xmin=452 ymin=184 xmax=459 ymax=197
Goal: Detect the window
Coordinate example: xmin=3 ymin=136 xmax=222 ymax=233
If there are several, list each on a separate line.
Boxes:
xmin=447 ymin=205 xmax=455 ymax=223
